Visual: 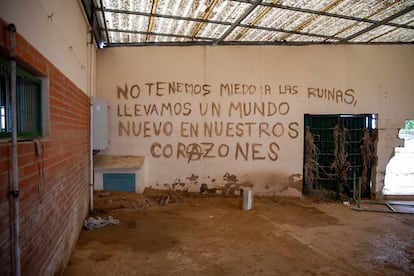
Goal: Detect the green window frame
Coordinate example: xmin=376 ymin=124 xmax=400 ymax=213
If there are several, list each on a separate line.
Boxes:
xmin=0 ymin=58 xmax=42 ymax=138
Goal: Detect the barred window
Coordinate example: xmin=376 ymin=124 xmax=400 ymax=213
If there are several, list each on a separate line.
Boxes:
xmin=0 ymin=58 xmax=42 ymax=138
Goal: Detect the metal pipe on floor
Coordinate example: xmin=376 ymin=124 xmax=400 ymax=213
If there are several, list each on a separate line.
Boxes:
xmin=8 ymin=23 xmax=21 ymax=276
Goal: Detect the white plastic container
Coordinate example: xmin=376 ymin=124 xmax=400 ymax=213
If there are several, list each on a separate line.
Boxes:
xmin=240 ymin=188 xmax=254 ymax=210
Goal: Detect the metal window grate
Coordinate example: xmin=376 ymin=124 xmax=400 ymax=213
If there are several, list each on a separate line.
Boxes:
xmin=0 ymin=59 xmax=42 ymax=138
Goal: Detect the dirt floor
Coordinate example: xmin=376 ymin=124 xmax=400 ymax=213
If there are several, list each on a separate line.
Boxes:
xmin=63 ymin=189 xmax=414 ymax=276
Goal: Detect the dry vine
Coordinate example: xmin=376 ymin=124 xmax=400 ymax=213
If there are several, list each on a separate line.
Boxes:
xmin=304 ymin=127 xmax=320 ymax=194
xmin=332 ymin=124 xmax=350 ymax=198
xmin=360 ymin=128 xmax=378 ymax=196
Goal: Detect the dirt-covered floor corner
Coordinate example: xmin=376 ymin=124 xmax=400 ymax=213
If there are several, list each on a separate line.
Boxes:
xmin=63 ymin=189 xmax=414 ymax=275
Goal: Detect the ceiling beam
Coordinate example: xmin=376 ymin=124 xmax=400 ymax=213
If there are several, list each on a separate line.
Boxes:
xmin=98 ymin=5 xmax=414 ymax=39
xmin=104 ymin=22 xmax=340 ymax=42
xmin=146 ymin=0 xmax=159 ymax=41
xmin=215 ymin=0 xmax=263 ymax=44
xmin=235 ymin=0 xmax=414 ymax=30
xmin=99 ymin=8 xmax=232 ymax=26
xmin=237 ymin=23 xmax=339 ymax=41
xmin=342 ymin=4 xmax=414 ymax=42
xmin=279 ymin=0 xmax=343 ymax=41
xmin=92 ymin=2 xmax=414 ymax=46
xmin=235 ymin=0 xmax=279 ymax=41
xmin=98 ymin=0 xmax=110 ymax=46
xmin=101 ymin=8 xmax=340 ymax=41
xmin=326 ymin=1 xmax=401 ymax=41
xmin=107 ymin=28 xmax=215 ymax=41
xmin=80 ymin=0 xmax=105 ymax=47
xmin=191 ymin=0 xmax=220 ymax=39
xmin=107 ymin=40 xmax=414 ymax=47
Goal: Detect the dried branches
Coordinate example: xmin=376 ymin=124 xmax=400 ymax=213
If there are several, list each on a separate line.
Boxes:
xmin=332 ymin=124 xmax=350 ymax=198
xmin=304 ymin=126 xmax=320 ymax=194
xmin=360 ymin=128 xmax=378 ymax=196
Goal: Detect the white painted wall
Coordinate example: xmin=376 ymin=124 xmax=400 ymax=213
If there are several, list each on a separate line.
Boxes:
xmin=0 ymin=0 xmax=95 ymax=94
xmin=96 ymin=45 xmax=414 ymax=196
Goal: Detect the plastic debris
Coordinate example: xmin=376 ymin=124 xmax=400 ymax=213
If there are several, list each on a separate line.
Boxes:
xmin=83 ymin=216 xmax=120 ymax=230
xmin=159 ymin=194 xmax=169 ymax=205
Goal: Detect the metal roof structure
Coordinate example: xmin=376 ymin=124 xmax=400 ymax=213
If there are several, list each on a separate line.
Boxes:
xmin=81 ymin=0 xmax=414 ymax=47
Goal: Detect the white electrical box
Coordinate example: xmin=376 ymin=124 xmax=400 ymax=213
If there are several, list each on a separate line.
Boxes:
xmin=92 ymin=98 xmax=108 ymax=150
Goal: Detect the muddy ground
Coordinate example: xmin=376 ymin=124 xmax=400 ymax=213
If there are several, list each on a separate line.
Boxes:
xmin=63 ymin=189 xmax=414 ymax=275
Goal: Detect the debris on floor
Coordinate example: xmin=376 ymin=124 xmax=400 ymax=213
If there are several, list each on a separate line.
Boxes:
xmin=352 ymin=201 xmax=414 ymax=214
xmin=93 ymin=190 xmax=151 ymax=211
xmin=83 ymin=216 xmax=120 ymax=230
xmin=65 ymin=190 xmax=414 ymax=275
xmin=199 ymin=183 xmax=217 ymax=194
xmin=159 ymin=194 xmax=170 ymax=205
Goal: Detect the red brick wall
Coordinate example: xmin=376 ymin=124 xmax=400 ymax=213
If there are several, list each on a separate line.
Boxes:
xmin=0 ymin=19 xmax=90 ymax=275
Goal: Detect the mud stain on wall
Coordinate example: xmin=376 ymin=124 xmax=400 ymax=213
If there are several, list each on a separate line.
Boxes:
xmin=157 ymin=172 xmax=302 ymax=196
xmin=222 ymin=172 xmax=253 ymax=194
xmin=286 ymin=173 xmax=302 ymax=192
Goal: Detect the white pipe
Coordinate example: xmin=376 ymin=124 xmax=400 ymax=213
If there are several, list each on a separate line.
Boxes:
xmin=90 ymin=103 xmax=94 ymax=211
xmin=8 ymin=23 xmax=21 ymax=276
xmin=88 ymin=32 xmax=94 ymax=212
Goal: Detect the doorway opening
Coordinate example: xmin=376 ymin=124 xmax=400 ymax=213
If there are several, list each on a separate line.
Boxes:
xmin=303 ymin=114 xmax=377 ymax=200
xmin=383 ymin=119 xmax=414 ymax=196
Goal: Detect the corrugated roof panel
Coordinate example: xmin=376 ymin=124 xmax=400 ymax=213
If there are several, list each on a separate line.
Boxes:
xmin=301 ymin=16 xmax=357 ymax=37
xmin=209 ymin=0 xmax=252 ymax=22
xmin=152 ymin=17 xmax=181 ymax=36
xmin=286 ymin=34 xmax=327 ymax=42
xmin=192 ymin=35 xmax=215 ymax=41
xmin=370 ymin=0 xmax=414 ymax=21
xmin=279 ymin=0 xmax=338 ymax=10
xmin=106 ymin=12 xmax=149 ymax=33
xmin=257 ymin=8 xmax=314 ymax=31
xmin=93 ymin=0 xmax=414 ymax=45
xmin=350 ymin=25 xmax=397 ymax=42
xmin=198 ymin=23 xmax=231 ymax=39
xmin=335 ymin=22 xmax=373 ymax=39
xmin=240 ymin=5 xmax=270 ymax=25
xmin=156 ymin=0 xmax=205 ymax=19
xmin=243 ymin=29 xmax=284 ymax=42
xmin=376 ymin=27 xmax=414 ymax=42
xmin=390 ymin=9 xmax=414 ymax=25
xmin=329 ymin=0 xmax=399 ymax=18
xmin=370 ymin=27 xmax=414 ymax=42
xmin=104 ymin=0 xmax=152 ymax=12
xmin=224 ymin=26 xmax=246 ymax=41
xmin=384 ymin=29 xmax=414 ymax=42
xmin=108 ymin=31 xmax=119 ymax=43
xmin=109 ymin=31 xmax=141 ymax=43
xmin=152 ymin=35 xmax=186 ymax=43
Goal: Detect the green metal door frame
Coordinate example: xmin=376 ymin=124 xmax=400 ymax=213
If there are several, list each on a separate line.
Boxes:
xmin=304 ymin=114 xmax=377 ymax=199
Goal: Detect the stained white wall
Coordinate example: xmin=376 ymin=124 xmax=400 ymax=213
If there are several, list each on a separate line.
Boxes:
xmin=96 ymin=45 xmax=414 ymax=196
xmin=0 ymin=0 xmax=95 ymax=94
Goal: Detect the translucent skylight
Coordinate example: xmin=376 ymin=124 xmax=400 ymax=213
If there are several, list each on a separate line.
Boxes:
xmin=92 ymin=0 xmax=414 ymax=46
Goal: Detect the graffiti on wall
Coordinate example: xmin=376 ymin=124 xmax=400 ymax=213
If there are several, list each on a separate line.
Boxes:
xmin=115 ymin=81 xmax=357 ymax=162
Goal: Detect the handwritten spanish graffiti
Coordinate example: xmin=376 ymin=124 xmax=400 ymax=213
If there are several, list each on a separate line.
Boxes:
xmin=150 ymin=142 xmax=280 ymax=162
xmin=307 ymin=87 xmax=357 ymax=106
xmin=119 ymin=121 xmax=299 ymax=139
xmin=117 ymin=82 xmax=211 ymax=99
xmin=115 ymin=82 xmax=358 ymax=162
